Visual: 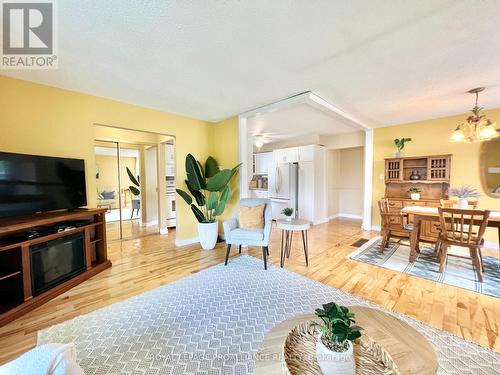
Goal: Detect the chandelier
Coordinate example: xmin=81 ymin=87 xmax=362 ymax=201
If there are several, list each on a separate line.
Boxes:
xmin=450 ymin=87 xmax=498 ymax=142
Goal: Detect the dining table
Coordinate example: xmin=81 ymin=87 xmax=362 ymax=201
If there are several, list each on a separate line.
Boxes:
xmin=400 ymin=206 xmax=500 ymax=262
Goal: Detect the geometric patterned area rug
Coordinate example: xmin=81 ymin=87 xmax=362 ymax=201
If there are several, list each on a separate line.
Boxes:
xmin=38 ymin=256 xmax=500 ymax=374
xmin=349 ymin=237 xmax=500 ymax=298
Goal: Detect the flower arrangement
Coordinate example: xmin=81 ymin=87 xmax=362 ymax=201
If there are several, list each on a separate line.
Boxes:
xmin=449 ymin=185 xmax=481 ymax=199
xmin=281 ymin=207 xmax=293 ymax=217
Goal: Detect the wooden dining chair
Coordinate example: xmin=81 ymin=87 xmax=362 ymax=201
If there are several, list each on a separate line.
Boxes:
xmin=378 ymin=199 xmax=414 ymax=251
xmin=434 ymin=199 xmax=479 ymax=256
xmin=437 ymin=207 xmax=490 ymax=282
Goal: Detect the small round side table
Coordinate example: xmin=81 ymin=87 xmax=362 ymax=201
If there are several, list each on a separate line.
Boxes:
xmin=276 ymin=218 xmax=311 ymax=267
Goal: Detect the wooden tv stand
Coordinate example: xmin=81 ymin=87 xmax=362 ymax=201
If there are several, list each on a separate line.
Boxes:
xmin=0 ymin=208 xmax=111 ymax=327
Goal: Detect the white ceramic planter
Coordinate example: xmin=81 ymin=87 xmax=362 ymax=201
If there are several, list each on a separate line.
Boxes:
xmin=316 ymin=334 xmax=355 ymax=375
xmin=198 ymin=222 xmax=218 ymax=250
xmin=285 ymin=216 xmax=292 ymax=222
xmin=395 ymin=151 xmax=403 ymax=158
xmin=410 ymin=193 xmax=420 ymax=200
xmin=457 ymin=198 xmax=468 ymax=209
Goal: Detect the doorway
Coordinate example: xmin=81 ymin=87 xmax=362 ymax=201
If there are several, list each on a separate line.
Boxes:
xmin=93 ymin=125 xmax=176 ymax=241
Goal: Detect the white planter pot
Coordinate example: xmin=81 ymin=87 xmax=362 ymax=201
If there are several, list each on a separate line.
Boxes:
xmin=395 ymin=151 xmax=403 ymax=158
xmin=457 ymin=198 xmax=468 ymax=209
xmin=198 ymin=222 xmax=218 ymax=250
xmin=316 ymin=334 xmax=355 ymax=375
xmin=410 ymin=193 xmax=420 ymax=200
xmin=285 ymin=216 xmax=292 ymax=222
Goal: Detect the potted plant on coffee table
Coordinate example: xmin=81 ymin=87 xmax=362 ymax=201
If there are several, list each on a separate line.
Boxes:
xmin=176 ymin=154 xmax=240 ymax=250
xmin=314 ymin=302 xmax=362 ymax=375
xmin=408 ymin=186 xmax=421 ymax=200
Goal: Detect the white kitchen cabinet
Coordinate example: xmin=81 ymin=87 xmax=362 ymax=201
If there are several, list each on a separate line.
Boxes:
xmin=254 ymin=152 xmax=273 ymax=174
xmin=285 ymin=147 xmax=299 ymax=163
xmin=298 ymin=145 xmax=314 ymax=162
xmin=273 ymin=147 xmax=299 ymax=163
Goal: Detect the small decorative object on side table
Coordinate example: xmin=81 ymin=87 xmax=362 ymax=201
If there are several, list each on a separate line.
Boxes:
xmin=276 ymin=218 xmax=311 ymax=267
xmin=408 ymin=186 xmax=421 ymax=200
xmin=281 ymin=207 xmax=294 ymax=221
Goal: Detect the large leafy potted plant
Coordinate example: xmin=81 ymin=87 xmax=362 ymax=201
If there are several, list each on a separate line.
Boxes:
xmin=314 ymin=302 xmax=362 ymax=375
xmin=126 ymin=167 xmax=141 ymax=214
xmin=176 ymin=154 xmax=240 ymax=249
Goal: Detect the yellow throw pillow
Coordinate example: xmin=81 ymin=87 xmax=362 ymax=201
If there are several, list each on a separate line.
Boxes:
xmin=239 ymin=204 xmax=265 ymax=229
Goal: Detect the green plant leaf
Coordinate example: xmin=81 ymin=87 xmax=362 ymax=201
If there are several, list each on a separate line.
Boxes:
xmin=190 ymin=204 xmax=206 ymax=223
xmin=126 ymin=167 xmax=140 ymax=187
xmin=206 ymin=169 xmax=233 ymax=192
xmin=129 ymin=186 xmax=140 ymax=196
xmin=185 ymin=153 xmax=205 ymax=190
xmin=230 ymin=163 xmax=242 ymax=179
xmin=214 ymin=186 xmax=231 ymax=216
xmin=206 ymin=191 xmax=218 ymax=211
xmin=176 ymin=189 xmax=192 ymax=205
xmin=205 ymin=156 xmax=219 ymax=178
xmin=185 ymin=179 xmax=205 ymax=206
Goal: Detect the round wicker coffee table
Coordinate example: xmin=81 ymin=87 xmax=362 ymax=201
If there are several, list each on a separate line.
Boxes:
xmin=255 ymin=306 xmax=438 ymax=375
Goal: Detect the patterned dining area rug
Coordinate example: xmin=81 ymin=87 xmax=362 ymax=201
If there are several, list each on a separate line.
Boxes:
xmin=349 ymin=237 xmax=500 ymax=298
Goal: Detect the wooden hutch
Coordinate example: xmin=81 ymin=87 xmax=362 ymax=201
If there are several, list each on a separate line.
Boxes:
xmin=384 ymin=154 xmax=451 ymax=242
xmin=0 ymin=209 xmax=111 ymax=326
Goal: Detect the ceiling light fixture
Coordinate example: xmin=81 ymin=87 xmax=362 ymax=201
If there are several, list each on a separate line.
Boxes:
xmin=450 ymin=87 xmax=498 ymax=143
xmin=254 ymin=136 xmax=264 ymax=148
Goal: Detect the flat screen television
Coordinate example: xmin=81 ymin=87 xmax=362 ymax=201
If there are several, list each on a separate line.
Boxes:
xmin=0 ymin=152 xmax=87 ymax=218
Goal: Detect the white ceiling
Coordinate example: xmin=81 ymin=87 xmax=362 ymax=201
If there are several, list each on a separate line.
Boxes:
xmin=248 ymin=102 xmax=360 ymax=142
xmin=3 ymin=1 xmax=500 ymax=126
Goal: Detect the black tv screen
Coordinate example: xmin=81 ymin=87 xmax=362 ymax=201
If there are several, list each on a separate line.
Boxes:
xmin=0 ymin=152 xmax=87 ymax=218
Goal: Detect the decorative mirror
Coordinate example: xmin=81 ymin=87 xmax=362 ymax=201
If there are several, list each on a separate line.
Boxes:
xmin=480 ymin=137 xmax=500 ymax=198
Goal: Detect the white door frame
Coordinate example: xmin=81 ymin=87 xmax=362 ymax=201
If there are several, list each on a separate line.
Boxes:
xmin=237 ymin=92 xmax=373 ymax=228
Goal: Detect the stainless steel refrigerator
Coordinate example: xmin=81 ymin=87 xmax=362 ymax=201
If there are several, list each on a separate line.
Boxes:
xmin=268 ymin=162 xmax=298 ymax=220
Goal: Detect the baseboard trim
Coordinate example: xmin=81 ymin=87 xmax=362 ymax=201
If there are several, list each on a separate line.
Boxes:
xmin=175 ymin=237 xmax=199 ymax=247
xmin=313 ymin=218 xmax=329 ymax=225
xmin=329 ymin=214 xmax=363 ymax=221
xmin=141 ymin=220 xmax=158 ymax=227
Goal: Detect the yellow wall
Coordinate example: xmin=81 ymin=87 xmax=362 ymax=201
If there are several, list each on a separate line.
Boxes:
xmin=209 ymin=117 xmax=241 ymax=230
xmin=0 ymin=75 xmax=213 ymax=240
xmin=372 ymin=108 xmax=500 ymax=242
xmin=95 ymin=154 xmax=136 ymax=196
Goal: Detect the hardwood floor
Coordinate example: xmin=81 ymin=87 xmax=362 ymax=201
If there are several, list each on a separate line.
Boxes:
xmin=0 ymin=219 xmax=498 ymax=365
xmin=105 ymin=219 xmax=160 ymax=241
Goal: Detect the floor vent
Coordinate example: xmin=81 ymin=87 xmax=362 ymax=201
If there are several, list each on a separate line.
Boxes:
xmin=351 ymin=238 xmax=369 ymax=247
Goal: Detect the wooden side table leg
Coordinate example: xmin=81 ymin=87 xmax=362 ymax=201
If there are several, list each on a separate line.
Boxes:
xmin=287 ymin=231 xmax=293 ymax=258
xmin=409 ymin=217 xmax=420 ymax=262
xmin=301 ymin=230 xmax=309 ymax=266
xmin=280 ymin=230 xmax=285 ymax=268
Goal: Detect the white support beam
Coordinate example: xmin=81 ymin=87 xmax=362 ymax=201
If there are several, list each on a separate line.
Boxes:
xmin=362 ymin=129 xmax=374 ymax=230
